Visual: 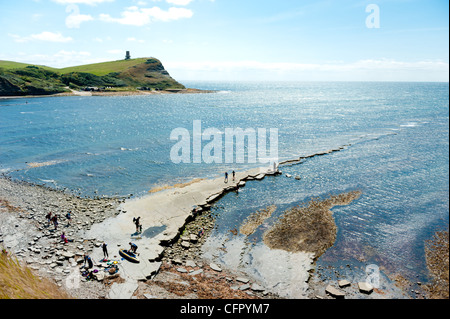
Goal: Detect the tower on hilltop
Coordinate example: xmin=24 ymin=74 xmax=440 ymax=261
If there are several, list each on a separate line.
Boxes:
xmin=125 ymin=51 xmax=131 ymax=60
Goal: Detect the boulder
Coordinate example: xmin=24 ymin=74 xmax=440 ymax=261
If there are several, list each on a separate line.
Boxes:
xmin=173 ymin=258 xmax=183 ymax=265
xmin=190 ymin=234 xmax=198 ymax=243
xmin=61 ymin=252 xmax=75 ymax=259
xmin=181 ymin=241 xmax=190 ymax=249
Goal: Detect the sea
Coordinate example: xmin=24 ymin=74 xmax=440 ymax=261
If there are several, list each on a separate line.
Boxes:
xmin=0 ymin=81 xmax=448 ymax=293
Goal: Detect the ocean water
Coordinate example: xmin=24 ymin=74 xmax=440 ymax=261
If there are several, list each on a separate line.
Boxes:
xmin=0 ymin=81 xmax=448 ymax=286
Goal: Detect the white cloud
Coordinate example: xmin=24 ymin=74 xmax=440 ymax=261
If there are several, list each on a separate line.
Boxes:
xmin=66 ymin=13 xmax=94 ymax=28
xmin=32 ymin=31 xmax=73 ymax=43
xmin=107 ymin=49 xmax=122 ymax=54
xmin=65 ymin=4 xmax=94 ymax=28
xmin=127 ymin=37 xmax=146 ymax=43
xmin=166 ymin=0 xmax=193 ymax=5
xmin=9 ymin=31 xmax=73 ymax=43
xmin=52 ymin=0 xmax=114 ymax=5
xmin=100 ymin=6 xmax=193 ymax=26
xmin=5 ymin=50 xmax=99 ymax=68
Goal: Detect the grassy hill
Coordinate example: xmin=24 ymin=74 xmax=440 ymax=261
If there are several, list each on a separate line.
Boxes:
xmin=1 ymin=250 xmax=72 ymax=299
xmin=57 ymin=58 xmax=149 ymax=76
xmin=0 ymin=57 xmax=185 ymax=96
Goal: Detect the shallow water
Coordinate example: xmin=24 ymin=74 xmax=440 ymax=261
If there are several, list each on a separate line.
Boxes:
xmin=1 ymin=81 xmax=448 ymax=288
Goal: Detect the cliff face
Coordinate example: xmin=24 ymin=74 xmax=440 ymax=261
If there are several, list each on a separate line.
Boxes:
xmin=0 ymin=58 xmax=184 ymax=96
xmin=117 ymin=58 xmax=185 ymax=90
xmin=0 ymin=76 xmax=22 ymax=96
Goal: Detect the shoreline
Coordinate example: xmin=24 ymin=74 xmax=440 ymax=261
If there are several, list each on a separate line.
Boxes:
xmin=0 ymin=145 xmax=420 ymax=299
xmin=0 ymin=88 xmax=216 ymax=100
xmin=0 ymin=165 xmax=284 ymax=299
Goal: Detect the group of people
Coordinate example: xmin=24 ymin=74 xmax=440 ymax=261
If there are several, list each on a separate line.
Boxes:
xmin=224 ymin=170 xmax=236 ymax=183
xmin=45 ymin=211 xmax=72 ymax=230
xmin=81 ymin=241 xmax=138 ymax=269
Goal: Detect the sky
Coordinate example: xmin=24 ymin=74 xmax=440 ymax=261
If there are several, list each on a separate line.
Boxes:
xmin=1 ymin=0 xmax=448 ymax=81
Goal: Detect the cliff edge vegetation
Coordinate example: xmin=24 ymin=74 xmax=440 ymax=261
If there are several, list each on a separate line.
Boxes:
xmin=0 ymin=57 xmax=185 ymax=96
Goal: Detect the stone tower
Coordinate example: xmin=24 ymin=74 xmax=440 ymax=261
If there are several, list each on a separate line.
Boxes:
xmin=125 ymin=51 xmax=131 ymax=60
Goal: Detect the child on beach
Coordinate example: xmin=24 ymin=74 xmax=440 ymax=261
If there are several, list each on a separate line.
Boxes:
xmin=61 ymin=232 xmax=68 ymax=244
xmin=60 ymin=232 xmax=73 ymax=244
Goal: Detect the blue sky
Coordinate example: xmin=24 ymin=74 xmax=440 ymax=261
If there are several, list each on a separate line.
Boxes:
xmin=1 ymin=0 xmax=448 ymax=81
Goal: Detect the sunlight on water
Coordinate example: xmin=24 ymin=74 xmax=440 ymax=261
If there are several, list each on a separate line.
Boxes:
xmin=1 ymin=82 xmax=448 ymax=284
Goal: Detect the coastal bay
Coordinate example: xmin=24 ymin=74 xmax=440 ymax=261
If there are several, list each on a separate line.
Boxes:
xmin=1 ymin=81 xmax=448 ymax=300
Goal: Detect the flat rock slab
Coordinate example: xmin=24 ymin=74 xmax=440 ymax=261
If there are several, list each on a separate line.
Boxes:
xmin=338 ymin=279 xmax=351 ymax=288
xmin=326 ymin=285 xmax=346 ymax=298
xmin=61 ymin=252 xmax=75 ymax=258
xmin=251 ymin=284 xmax=265 ymax=292
xmin=209 ymin=263 xmax=222 ymax=272
xmin=239 ymin=284 xmax=251 ymax=291
xmin=358 ymin=282 xmax=374 ymax=294
xmin=108 ymin=281 xmax=139 ymax=299
xmin=236 ymin=277 xmax=249 ymax=284
xmin=190 ymin=269 xmax=204 ymax=276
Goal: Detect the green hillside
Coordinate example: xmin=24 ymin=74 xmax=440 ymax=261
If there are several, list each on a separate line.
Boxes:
xmin=0 ymin=57 xmax=185 ymax=96
xmin=58 ymin=58 xmax=149 ymax=76
xmin=0 ymin=60 xmax=57 ymax=72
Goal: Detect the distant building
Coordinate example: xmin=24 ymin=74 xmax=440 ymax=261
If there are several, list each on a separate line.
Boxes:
xmin=125 ymin=51 xmax=131 ymax=60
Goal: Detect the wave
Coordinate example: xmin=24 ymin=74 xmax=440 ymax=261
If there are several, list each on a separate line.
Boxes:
xmin=120 ymin=147 xmax=139 ymax=151
xmin=400 ymin=122 xmax=419 ymax=128
xmin=39 ymin=178 xmax=57 ymax=184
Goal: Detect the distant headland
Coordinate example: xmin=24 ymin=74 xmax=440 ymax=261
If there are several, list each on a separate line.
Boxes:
xmin=0 ymin=54 xmax=213 ymax=97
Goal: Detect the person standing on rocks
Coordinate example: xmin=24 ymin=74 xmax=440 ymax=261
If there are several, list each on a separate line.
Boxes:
xmin=65 ymin=211 xmax=72 ymax=226
xmin=51 ymin=215 xmax=58 ymax=230
xmin=46 ymin=212 xmax=52 ymax=227
xmin=102 ymin=242 xmax=108 ymax=260
xmin=232 ymin=170 xmax=236 ymax=181
xmin=133 ymin=216 xmax=142 ymax=233
xmin=224 ymin=172 xmax=228 ymax=183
